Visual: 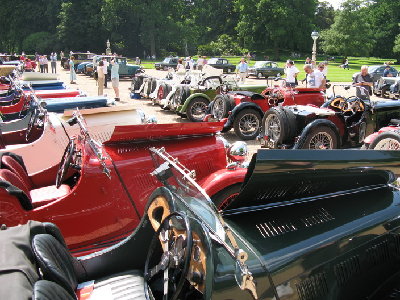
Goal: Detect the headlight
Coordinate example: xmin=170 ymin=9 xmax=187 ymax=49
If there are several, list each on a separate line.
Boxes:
xmin=227 ymin=141 xmax=248 ymax=162
xmin=216 ymin=134 xmax=231 ymax=149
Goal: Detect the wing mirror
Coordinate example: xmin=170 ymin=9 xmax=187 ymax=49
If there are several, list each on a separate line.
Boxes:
xmin=227 ymin=141 xmax=248 ymax=163
xmin=67 ymin=116 xmax=78 ymax=126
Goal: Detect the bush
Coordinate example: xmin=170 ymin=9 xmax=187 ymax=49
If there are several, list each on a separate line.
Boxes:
xmin=22 ymin=32 xmax=55 ymax=54
xmin=197 ymin=34 xmax=246 ymax=56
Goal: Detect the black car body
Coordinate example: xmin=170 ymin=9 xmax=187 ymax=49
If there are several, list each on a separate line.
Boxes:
xmin=260 ymin=95 xmax=400 ymax=149
xmin=247 ymin=61 xmax=284 ymax=79
xmin=155 ymin=57 xmax=179 ymax=70
xmin=207 ymin=58 xmax=236 ymax=73
xmin=4 ymin=148 xmax=400 ymax=300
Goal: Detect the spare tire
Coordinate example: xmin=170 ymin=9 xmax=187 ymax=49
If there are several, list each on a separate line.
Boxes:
xmin=150 ymin=78 xmax=157 ymax=94
xmin=212 ymin=94 xmax=234 ymax=119
xmin=281 ymin=107 xmax=297 ymax=143
xmin=261 ymin=107 xmax=290 ymax=146
xmin=157 ymin=83 xmax=167 ymax=100
xmin=180 ymin=86 xmax=191 ymax=104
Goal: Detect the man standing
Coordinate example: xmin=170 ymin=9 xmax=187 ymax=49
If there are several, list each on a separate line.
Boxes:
xmin=110 ymin=59 xmax=120 ymax=101
xmin=236 ymin=58 xmax=248 ymax=84
xmin=102 ymin=57 xmax=109 ymax=88
xmin=353 ymin=65 xmax=373 ymax=100
xmin=284 ymin=60 xmax=299 ymax=87
xmin=50 ymin=52 xmax=57 ymax=73
xmin=303 ymin=64 xmax=326 ymax=89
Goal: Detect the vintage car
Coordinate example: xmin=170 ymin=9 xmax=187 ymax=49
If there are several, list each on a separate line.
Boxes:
xmin=374 ymin=75 xmax=400 ymax=98
xmin=0 ymin=114 xmax=248 ymax=255
xmin=207 ymin=81 xmax=325 ymax=140
xmin=362 ymin=120 xmax=400 ymax=149
xmin=62 ymin=52 xmax=96 ymax=70
xmin=260 ymin=90 xmax=400 ymax=149
xmin=76 ymin=61 xmax=91 ymax=74
xmin=247 ymin=61 xmax=284 ymax=79
xmin=352 ymin=65 xmax=398 ymax=83
xmin=207 ymin=57 xmax=236 ymax=73
xmin=4 ymin=149 xmax=400 ymax=300
xmin=154 ymin=56 xmax=179 ymax=70
xmin=92 ymin=55 xmax=142 ymax=79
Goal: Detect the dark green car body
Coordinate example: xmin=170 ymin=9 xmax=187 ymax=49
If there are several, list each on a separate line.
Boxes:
xmin=93 ymin=55 xmax=142 ymax=79
xmin=155 ymin=57 xmax=179 ymax=70
xmin=207 ymin=58 xmax=236 ymax=73
xmin=247 ymin=61 xmax=284 ymax=79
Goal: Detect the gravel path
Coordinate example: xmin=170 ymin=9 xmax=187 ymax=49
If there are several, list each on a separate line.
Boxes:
xmin=57 ymin=64 xmax=380 ymax=157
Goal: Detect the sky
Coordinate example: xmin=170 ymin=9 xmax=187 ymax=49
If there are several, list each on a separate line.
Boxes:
xmin=328 ymin=0 xmax=344 ymax=9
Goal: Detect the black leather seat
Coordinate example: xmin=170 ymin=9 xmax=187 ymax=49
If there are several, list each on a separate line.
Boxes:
xmin=32 ymin=234 xmax=146 ymax=300
xmin=33 ymin=280 xmax=76 ymax=300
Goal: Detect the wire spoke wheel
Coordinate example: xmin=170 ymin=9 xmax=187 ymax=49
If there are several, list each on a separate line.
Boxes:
xmin=213 ymin=97 xmax=225 ymax=119
xmin=374 ymin=138 xmax=400 ymax=150
xmin=308 ymin=132 xmax=333 ymax=149
xmin=239 ymin=114 xmax=259 ymax=136
xmin=264 ymin=114 xmax=281 ymax=141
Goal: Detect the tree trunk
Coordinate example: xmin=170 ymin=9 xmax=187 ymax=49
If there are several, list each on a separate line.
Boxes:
xmin=150 ymin=29 xmax=156 ymax=58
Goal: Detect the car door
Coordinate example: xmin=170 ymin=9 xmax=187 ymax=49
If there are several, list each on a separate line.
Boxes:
xmin=263 ymin=62 xmax=272 ymax=76
xmin=117 ymin=58 xmax=127 ymax=75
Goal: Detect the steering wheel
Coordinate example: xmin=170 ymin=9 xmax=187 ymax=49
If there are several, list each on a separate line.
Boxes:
xmin=145 ymin=213 xmax=193 ymax=300
xmin=346 ymin=97 xmax=365 ymax=113
xmin=25 ymin=108 xmax=39 ymax=142
xmin=56 ymin=139 xmax=76 ymax=188
xmin=329 ymin=97 xmax=352 ymax=112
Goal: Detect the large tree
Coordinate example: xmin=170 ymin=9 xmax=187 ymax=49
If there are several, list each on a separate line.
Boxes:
xmin=320 ymin=0 xmax=374 ymax=56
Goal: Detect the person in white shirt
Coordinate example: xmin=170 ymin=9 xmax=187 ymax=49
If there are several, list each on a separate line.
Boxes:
xmin=236 ymin=58 xmax=249 ymax=84
xmin=284 ymin=60 xmax=299 ymax=87
xmin=303 ymin=64 xmax=326 ymax=89
xmin=102 ymin=57 xmax=109 ymax=88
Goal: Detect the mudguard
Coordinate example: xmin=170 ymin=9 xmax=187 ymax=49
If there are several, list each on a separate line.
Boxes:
xmin=198 ymin=168 xmax=247 ymax=198
xmin=293 ymin=118 xmax=341 ymax=149
xmin=222 ymin=102 xmax=263 ymax=132
xmin=177 ymin=93 xmax=211 ymax=114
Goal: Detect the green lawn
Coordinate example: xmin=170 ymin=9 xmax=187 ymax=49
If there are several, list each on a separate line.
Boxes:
xmin=129 ymin=56 xmax=399 ymax=82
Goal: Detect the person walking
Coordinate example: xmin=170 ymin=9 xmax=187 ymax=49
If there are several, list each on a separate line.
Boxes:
xmin=284 ymin=60 xmax=299 ymax=87
xmin=97 ymin=61 xmax=105 ymax=95
xmin=69 ymin=56 xmax=77 ymax=84
xmin=50 ymin=52 xmax=57 ymax=73
xmin=43 ymin=55 xmax=49 ymax=73
xmin=236 ymin=57 xmax=249 ymax=84
xmin=39 ymin=55 xmax=45 ymax=73
xmin=176 ymin=59 xmax=184 ymax=71
xmin=353 ymin=65 xmax=373 ymax=100
xmin=110 ymin=59 xmax=120 ymax=101
xmin=303 ymin=64 xmax=326 ymax=89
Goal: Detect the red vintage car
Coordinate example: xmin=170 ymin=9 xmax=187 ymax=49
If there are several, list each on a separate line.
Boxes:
xmin=362 ymin=119 xmax=400 ymax=150
xmin=206 ymin=81 xmax=325 ymax=140
xmin=0 ymin=115 xmax=247 ymax=256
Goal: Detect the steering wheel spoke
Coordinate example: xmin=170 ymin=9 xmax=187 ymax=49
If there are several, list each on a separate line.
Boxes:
xmin=56 ymin=139 xmax=76 ymax=188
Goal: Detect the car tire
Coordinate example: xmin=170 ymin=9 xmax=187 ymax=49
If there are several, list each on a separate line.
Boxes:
xmin=163 ymin=66 xmax=168 ymax=71
xmin=301 ymin=126 xmax=338 ymax=149
xmin=212 ymin=94 xmax=233 ymax=119
xmin=211 ymin=183 xmax=241 ymax=211
xmin=261 ymin=107 xmax=290 ymax=145
xmin=181 ymin=86 xmax=191 ymax=105
xmin=150 ymin=78 xmax=157 ymax=94
xmin=257 ymin=72 xmax=263 ymax=79
xmin=233 ymin=109 xmax=262 ymax=140
xmin=369 ymin=131 xmax=400 ymax=150
xmin=227 ymin=68 xmax=231 ymax=73
xmin=381 ymin=85 xmax=389 ymax=98
xmin=186 ymin=97 xmax=209 ymax=122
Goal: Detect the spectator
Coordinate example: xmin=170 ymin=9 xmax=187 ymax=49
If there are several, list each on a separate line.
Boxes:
xmin=340 ymin=57 xmax=349 ymax=70
xmin=176 ymin=59 xmax=185 ymax=71
xmin=383 ymin=65 xmax=392 ymax=77
xmin=43 ymin=55 xmax=49 ymax=73
xmin=24 ymin=59 xmax=33 ymax=72
xmin=110 ymin=59 xmax=120 ymax=101
xmin=185 ymin=57 xmax=194 ymax=70
xmin=39 ymin=55 xmax=45 ymax=73
xmin=69 ymin=56 xmax=76 ymax=84
xmin=135 ymin=57 xmax=141 ymax=65
xmin=50 ymin=52 xmax=57 ymax=73
xmin=284 ymin=60 xmax=299 ymax=87
xmin=353 ymin=65 xmax=373 ymax=100
xmin=197 ymin=56 xmax=205 ymax=71
xmin=102 ymin=57 xmax=109 ymax=88
xmin=305 ymin=57 xmax=311 ymax=64
xmin=97 ymin=60 xmax=105 ymax=95
xmin=303 ymin=64 xmax=325 ymax=89
xmin=317 ymin=62 xmax=327 ymax=77
xmin=236 ymin=57 xmax=249 ymax=84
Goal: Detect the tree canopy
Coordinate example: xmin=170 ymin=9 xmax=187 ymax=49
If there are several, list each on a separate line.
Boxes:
xmin=0 ymin=0 xmax=399 ymax=61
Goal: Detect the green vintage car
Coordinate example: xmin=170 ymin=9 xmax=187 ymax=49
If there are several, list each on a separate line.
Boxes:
xmin=6 ymin=148 xmax=400 ymax=300
xmin=62 ymin=52 xmax=96 ymax=70
xmin=172 ymin=76 xmax=266 ymax=122
xmin=93 ymin=55 xmax=142 ymax=79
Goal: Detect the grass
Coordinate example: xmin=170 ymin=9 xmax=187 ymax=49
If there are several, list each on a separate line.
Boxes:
xmin=129 ymin=56 xmax=399 ymax=82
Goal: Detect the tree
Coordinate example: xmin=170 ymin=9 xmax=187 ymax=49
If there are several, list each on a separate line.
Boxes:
xmin=22 ymin=32 xmax=54 ymax=54
xmin=320 ymin=0 xmax=374 ymax=56
xmin=315 ymin=1 xmax=336 ymax=31
xmin=393 ymin=32 xmax=400 ymax=63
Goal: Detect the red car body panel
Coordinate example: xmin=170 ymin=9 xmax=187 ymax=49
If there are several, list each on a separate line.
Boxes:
xmin=0 ymin=122 xmax=246 ymax=255
xmin=364 ymin=126 xmax=397 ymax=144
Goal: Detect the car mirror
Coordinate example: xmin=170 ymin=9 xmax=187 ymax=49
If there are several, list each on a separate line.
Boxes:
xmin=227 ymin=141 xmax=248 ymax=163
xmin=345 ymin=86 xmax=350 ymax=90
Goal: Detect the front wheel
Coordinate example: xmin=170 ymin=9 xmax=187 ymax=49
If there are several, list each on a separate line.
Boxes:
xmin=301 ymin=126 xmax=338 ymax=149
xmin=233 ymin=109 xmax=262 ymax=140
xmin=257 ymin=72 xmax=263 ymax=79
xmin=369 ymin=131 xmax=400 ymax=150
xmin=186 ymin=97 xmax=209 ymax=122
xmin=212 ymin=184 xmax=241 ymax=211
